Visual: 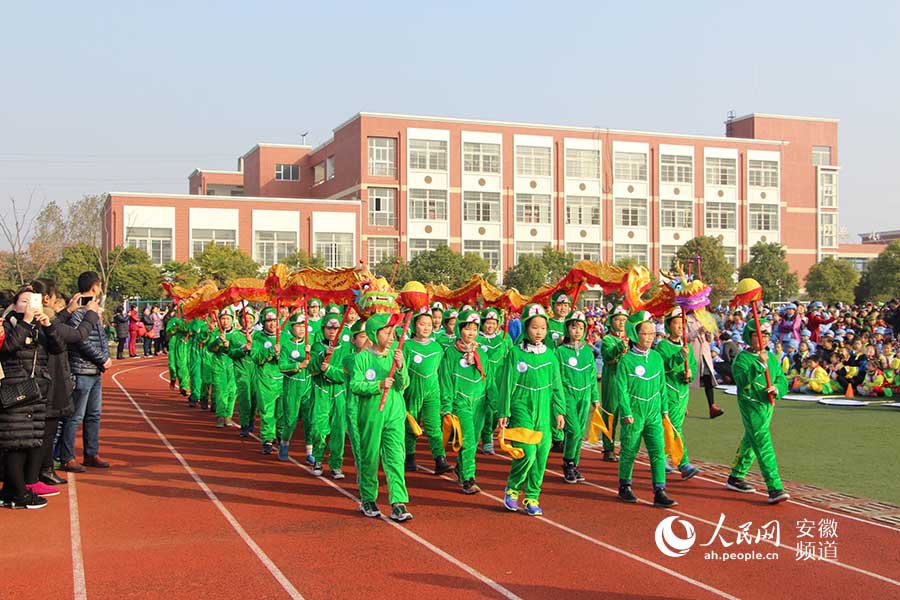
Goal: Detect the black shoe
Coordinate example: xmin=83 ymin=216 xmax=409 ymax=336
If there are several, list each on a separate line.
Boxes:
xmin=573 ymin=466 xmax=586 ymax=482
xmin=390 ymin=503 xmax=413 ymax=522
xmin=239 ymin=425 xmax=250 ymax=438
xmin=653 ymin=489 xmax=678 ymax=508
xmin=180 ymin=389 xmax=188 ymax=397
xmin=3 ymin=490 xmax=48 ymax=510
xmin=726 ymin=476 xmax=756 ymax=493
xmin=461 ymin=479 xmax=481 ymax=494
xmin=200 ymin=400 xmax=209 ymax=411
xmin=618 ymin=485 xmax=638 ymax=503
xmin=404 ymin=455 xmax=418 ymax=473
xmin=434 ymin=455 xmax=452 ymax=475
xmin=551 ymin=440 xmax=564 ymax=453
xmin=39 ymin=467 xmax=67 ymax=486
xmin=767 ymin=489 xmax=790 ymax=504
xmin=602 ymin=450 xmax=619 ymax=462
xmin=262 ymin=441 xmax=274 ymax=455
xmin=563 ymin=461 xmax=577 ymax=484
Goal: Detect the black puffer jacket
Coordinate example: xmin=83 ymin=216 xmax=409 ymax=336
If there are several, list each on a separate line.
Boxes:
xmin=113 ymin=312 xmax=129 ymax=338
xmin=45 ymin=307 xmax=98 ymax=418
xmin=67 ymin=307 xmax=110 ymax=376
xmin=0 ymin=315 xmax=65 ymax=450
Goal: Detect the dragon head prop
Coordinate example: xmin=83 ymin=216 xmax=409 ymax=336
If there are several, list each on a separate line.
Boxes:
xmin=351 ymin=276 xmax=398 ymax=318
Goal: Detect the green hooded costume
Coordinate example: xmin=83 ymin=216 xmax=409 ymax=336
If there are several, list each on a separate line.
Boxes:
xmin=654 ymin=308 xmax=698 ymax=471
xmin=249 ymin=308 xmax=283 ymax=446
xmin=556 ymin=310 xmax=599 ymax=467
xmin=308 ymin=313 xmax=352 ymax=471
xmin=403 ymin=310 xmax=446 ymax=463
xmin=600 ymin=306 xmax=630 ymax=455
xmin=277 ymin=312 xmax=312 ymax=452
xmin=476 ymin=308 xmax=512 ymax=448
xmin=205 ymin=308 xmax=240 ymax=423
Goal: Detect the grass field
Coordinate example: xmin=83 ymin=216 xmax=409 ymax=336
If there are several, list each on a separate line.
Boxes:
xmin=681 ymin=389 xmax=900 ymax=504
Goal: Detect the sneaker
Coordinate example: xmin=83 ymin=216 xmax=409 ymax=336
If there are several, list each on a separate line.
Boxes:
xmin=654 ymin=489 xmax=678 ymax=508
xmin=404 ymin=455 xmax=418 ymax=473
xmin=312 ymin=462 xmax=324 ymax=477
xmin=726 ymin=476 xmax=756 ymax=493
xmin=59 ymin=459 xmax=86 ymax=473
xmin=602 ymin=450 xmax=619 ymax=462
xmin=462 ymin=479 xmax=481 ymax=494
xmin=331 ymin=469 xmax=345 ymax=480
xmin=215 ymin=416 xmax=226 ymax=428
xmin=360 ymin=501 xmax=381 ymax=518
xmin=563 ymin=461 xmax=577 ymax=484
xmin=390 ymin=503 xmax=413 ymax=522
xmin=26 ymin=481 xmax=60 ymax=498
xmin=618 ymin=485 xmax=638 ymax=503
xmin=4 ymin=490 xmax=48 ymax=510
xmin=523 ymin=498 xmax=543 ymax=516
xmin=239 ymin=425 xmax=250 ymax=438
xmin=433 ymin=455 xmax=453 ymax=475
xmin=709 ymin=404 xmax=725 ymax=419
xmin=767 ymin=489 xmax=790 ymax=504
xmin=224 ymin=418 xmax=237 ymax=428
xmin=680 ymin=465 xmax=700 ymax=481
xmin=262 ymin=441 xmax=274 ymax=455
xmin=277 ymin=442 xmax=290 ymax=462
xmin=482 ymin=443 xmax=495 ymax=455
xmin=573 ymin=466 xmax=586 ymax=482
xmin=665 ymin=461 xmax=675 ymax=474
xmin=305 ymin=453 xmax=316 ymax=466
xmin=503 ymin=489 xmax=519 ymax=511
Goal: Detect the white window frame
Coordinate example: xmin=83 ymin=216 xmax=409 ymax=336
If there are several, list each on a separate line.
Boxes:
xmin=408 ymin=189 xmax=448 ymax=220
xmin=126 ymin=227 xmax=173 ymax=265
xmin=313 ymin=161 xmax=326 ymax=185
xmin=463 ymin=142 xmax=501 ymax=174
xmin=367 ymin=137 xmax=397 ymax=177
xmin=515 ymin=146 xmax=552 ymax=177
xmin=819 ymin=213 xmax=838 ymax=249
xmin=515 ymin=241 xmax=550 ymax=263
xmin=565 ymin=148 xmax=602 ymax=179
xmin=367 ymin=237 xmax=398 ymax=266
xmin=368 ymin=187 xmax=396 ymax=227
xmin=463 ymin=191 xmax=501 ymax=223
xmin=408 ymin=238 xmax=442 ymax=259
xmin=565 ymin=195 xmax=601 ymax=226
xmin=463 ymin=239 xmax=502 ymax=273
xmin=614 ymin=198 xmax=648 ymax=227
xmin=315 ymin=232 xmax=354 ymax=268
xmin=191 ymin=228 xmax=237 ymax=257
xmin=515 ymin=193 xmax=551 ymax=224
xmin=660 ymin=154 xmax=693 ymax=184
xmin=274 ymin=163 xmax=299 ymax=181
xmin=660 ymin=245 xmax=680 ymax=271
xmin=748 ymin=204 xmax=779 ymax=231
xmin=409 ymin=139 xmax=448 ymax=171
xmin=254 ymin=230 xmax=297 ymax=265
xmin=613 ymin=151 xmax=647 ymax=182
xmin=705 ymin=157 xmax=736 ymax=186
xmin=748 ymin=159 xmax=779 ymax=188
xmin=613 ymin=243 xmax=648 ymax=265
xmin=326 ymin=156 xmax=335 ymax=180
xmin=819 ymin=170 xmax=838 ymax=209
xmin=566 ymin=242 xmax=602 ymax=262
xmin=812 ymin=145 xmax=832 ymax=166
xmin=705 ymin=201 xmax=737 ymax=230
xmin=660 ymin=199 xmax=693 ymax=229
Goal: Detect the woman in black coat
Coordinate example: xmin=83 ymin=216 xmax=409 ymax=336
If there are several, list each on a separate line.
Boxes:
xmin=32 ymin=279 xmax=99 ymax=485
xmin=0 ymin=285 xmax=65 ymax=509
xmin=113 ymin=306 xmax=129 ymax=360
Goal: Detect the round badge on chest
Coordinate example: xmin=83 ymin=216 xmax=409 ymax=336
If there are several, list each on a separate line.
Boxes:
xmin=517 ymin=361 xmax=528 ymax=373
xmin=413 ymin=354 xmax=423 ymax=364
xmin=264 ymin=341 xmax=272 ymax=349
xmin=459 ymin=358 xmax=469 ymax=368
xmin=365 ymin=369 xmax=377 ymax=381
xmin=568 ymin=356 xmax=578 ymax=367
xmin=552 ymin=332 xmax=560 ymax=340
xmin=635 ymin=365 xmax=646 ymax=376
xmin=481 ymin=345 xmax=488 ymax=352
xmin=291 ymin=350 xmax=300 ymax=359
xmin=342 ymin=334 xmax=350 ymax=342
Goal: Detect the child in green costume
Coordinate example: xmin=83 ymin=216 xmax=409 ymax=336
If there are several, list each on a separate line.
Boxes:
xmin=500 ymin=303 xmax=566 ymax=517
xmin=726 ymin=319 xmax=790 ymax=504
xmin=186 ymin=319 xmax=211 ymax=409
xmin=165 ymin=315 xmax=185 ymax=393
xmin=403 ymin=308 xmax=451 ymax=475
xmin=600 ymin=305 xmax=629 ymax=462
xmin=654 ymin=308 xmax=700 ymax=480
xmin=614 ymin=311 xmax=677 ymax=508
xmin=233 ymin=307 xmax=259 ymax=438
xmin=435 ymin=307 xmax=458 ymax=348
xmin=477 ymin=308 xmax=511 ymax=455
xmin=557 ymin=310 xmax=599 ymax=484
xmin=439 ymin=310 xmax=488 ymax=494
xmin=342 ymin=319 xmax=369 ymax=468
xmin=350 ymin=313 xmax=412 ymax=522
xmin=276 ymin=312 xmax=311 ymax=461
xmin=206 ymin=308 xmax=240 ymax=428
xmin=547 ymin=292 xmax=571 ymax=347
xmin=249 ymin=308 xmax=283 ymax=455
xmin=309 ymin=313 xmax=351 ymax=478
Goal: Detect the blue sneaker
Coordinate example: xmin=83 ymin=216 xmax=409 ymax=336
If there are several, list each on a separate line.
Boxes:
xmin=680 ymin=464 xmax=700 ymax=480
xmin=503 ymin=489 xmax=519 ymax=512
xmin=523 ymin=499 xmax=543 ymax=516
xmin=305 ymin=453 xmax=316 ymax=466
xmin=278 ymin=442 xmax=290 ymax=462
xmin=665 ymin=461 xmax=675 ymax=474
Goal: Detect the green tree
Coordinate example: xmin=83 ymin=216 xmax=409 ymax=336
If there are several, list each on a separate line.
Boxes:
xmin=107 ymin=246 xmax=163 ymax=300
xmin=855 ymin=241 xmax=900 ymax=303
xmin=401 ymin=244 xmax=495 ymax=289
xmin=282 ymin=250 xmax=325 ymax=269
xmin=373 ymin=255 xmax=409 ymax=287
xmin=503 ymin=247 xmax=575 ymax=295
xmin=676 ymin=236 xmax=735 ymax=305
xmin=43 ymin=243 xmax=98 ymax=296
xmin=805 ymin=256 xmax=859 ymax=304
xmin=160 ymin=260 xmax=200 ymax=288
xmin=28 ymin=200 xmax=67 ymax=279
xmin=193 ymin=244 xmax=260 ymax=287
xmin=737 ymin=242 xmax=799 ymax=303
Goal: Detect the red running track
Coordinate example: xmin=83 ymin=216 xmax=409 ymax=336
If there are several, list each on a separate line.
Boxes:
xmin=1 ymin=357 xmax=897 ymax=599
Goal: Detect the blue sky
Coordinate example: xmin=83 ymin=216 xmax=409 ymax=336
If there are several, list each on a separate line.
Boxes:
xmin=1 ymin=1 xmax=897 ymax=241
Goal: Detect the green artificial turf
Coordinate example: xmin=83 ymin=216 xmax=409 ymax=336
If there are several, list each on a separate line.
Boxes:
xmin=681 ymin=389 xmax=900 ymax=505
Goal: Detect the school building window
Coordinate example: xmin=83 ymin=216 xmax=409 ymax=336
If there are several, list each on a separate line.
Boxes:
xmin=409 ymin=139 xmax=448 ymax=171
xmin=315 ymin=232 xmax=354 ymax=268
xmin=254 ymin=230 xmax=297 ymax=265
xmin=463 ymin=239 xmax=501 ymax=272
xmin=408 ymin=188 xmax=448 ymax=220
xmin=368 ymin=137 xmax=397 ymax=177
xmin=515 ymin=193 xmax=551 ymax=224
xmin=565 ymin=148 xmax=601 ymax=179
xmin=463 ymin=191 xmax=501 ymax=223
xmin=660 ymin=199 xmax=693 ymax=229
xmin=705 ymin=157 xmax=736 ymax=186
xmin=748 ymin=204 xmax=779 ymax=231
xmin=126 ymin=227 xmax=172 ymax=265
xmin=515 ymin=146 xmax=551 ymax=177
xmin=615 ymin=198 xmax=647 ymax=227
xmin=368 ymin=187 xmax=396 ymax=226
xmin=463 ymin=142 xmax=501 ymax=174
xmin=275 ymin=163 xmax=299 ymax=181
xmin=367 ymin=237 xmax=399 ymax=266
xmin=660 ymin=154 xmax=693 ymax=184
xmin=191 ymin=229 xmax=237 ymax=257
xmin=613 ymin=152 xmax=647 ymax=181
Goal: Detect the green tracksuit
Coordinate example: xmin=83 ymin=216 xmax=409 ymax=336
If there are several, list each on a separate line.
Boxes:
xmin=435 ymin=329 xmax=456 ymax=349
xmin=277 ymin=336 xmax=311 ymax=444
xmin=547 ymin=318 xmax=567 ymax=347
xmin=656 ymin=338 xmax=697 ymax=469
xmin=187 ymin=320 xmax=211 ymax=404
xmin=500 ymin=343 xmax=566 ymax=501
xmin=477 ymin=332 xmax=512 ymax=446
xmin=250 ymin=330 xmax=282 ymax=442
xmin=439 ymin=344 xmax=487 ymax=481
xmin=309 ymin=339 xmax=351 ymax=469
xmin=207 ymin=328 xmax=240 ymax=420
xmin=166 ymin=317 xmax=183 ymax=385
xmin=600 ymin=333 xmax=628 ymax=452
xmin=730 ymin=350 xmax=789 ymax=491
xmin=403 ymin=338 xmax=445 ymax=460
xmin=230 ymin=329 xmax=258 ymax=430
xmin=350 ymin=345 xmax=410 ymax=504
xmin=342 ymin=349 xmax=362 ymax=463
xmin=557 ymin=341 xmax=600 ymax=464
xmin=172 ymin=321 xmax=191 ymax=391
xmin=614 ymin=347 xmax=667 ymax=487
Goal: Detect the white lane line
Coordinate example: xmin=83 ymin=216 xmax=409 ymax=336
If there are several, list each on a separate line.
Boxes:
xmin=68 ymin=472 xmax=87 ymax=600
xmin=606 ymin=445 xmax=900 ymax=533
xmin=418 ymin=465 xmax=740 ymax=600
xmin=156 ymin=368 xmax=520 ymax=600
xmin=111 ymin=367 xmax=305 ymax=600
xmin=554 ymin=449 xmax=900 ymax=587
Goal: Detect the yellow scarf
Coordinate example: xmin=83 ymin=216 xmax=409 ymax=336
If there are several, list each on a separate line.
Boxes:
xmin=588 ymin=406 xmax=614 ymax=443
xmin=406 ymin=412 xmax=424 ymax=437
xmin=498 ymin=427 xmax=543 ymax=459
xmin=441 ymin=414 xmax=463 ymax=452
xmin=662 ymin=415 xmax=685 ymax=467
